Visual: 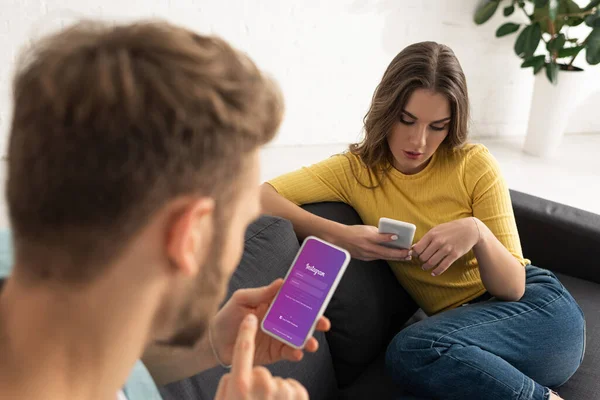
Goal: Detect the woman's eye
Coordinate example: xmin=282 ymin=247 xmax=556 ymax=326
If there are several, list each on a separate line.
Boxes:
xmin=430 ymin=125 xmax=447 ymax=132
xmin=400 ymin=117 xmax=415 ymax=126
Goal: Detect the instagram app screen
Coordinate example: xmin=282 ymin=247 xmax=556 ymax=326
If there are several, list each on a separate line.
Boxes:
xmin=263 ymin=237 xmax=348 ymax=347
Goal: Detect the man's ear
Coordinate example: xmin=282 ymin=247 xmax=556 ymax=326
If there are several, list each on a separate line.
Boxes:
xmin=166 ymin=197 xmax=215 ymax=277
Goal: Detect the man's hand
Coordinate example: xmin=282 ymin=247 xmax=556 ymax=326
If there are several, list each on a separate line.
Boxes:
xmin=215 ymin=314 xmax=308 ymax=399
xmin=210 ymin=279 xmax=331 ymax=366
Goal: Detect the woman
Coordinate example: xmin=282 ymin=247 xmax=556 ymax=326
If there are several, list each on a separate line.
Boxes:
xmin=260 ymin=42 xmax=585 ymax=400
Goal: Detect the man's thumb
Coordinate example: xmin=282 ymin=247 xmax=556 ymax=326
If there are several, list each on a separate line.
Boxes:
xmin=235 ymin=279 xmax=283 ymax=306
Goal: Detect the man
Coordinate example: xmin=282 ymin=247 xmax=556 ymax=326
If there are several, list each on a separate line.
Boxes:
xmin=0 ymin=20 xmax=329 ymax=400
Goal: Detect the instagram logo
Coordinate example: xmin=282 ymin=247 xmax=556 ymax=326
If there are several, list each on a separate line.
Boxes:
xmin=306 ymin=263 xmax=325 ymax=277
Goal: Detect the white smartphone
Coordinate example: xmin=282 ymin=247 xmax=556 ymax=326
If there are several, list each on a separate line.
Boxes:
xmin=378 ymin=217 xmax=416 ymax=249
xmin=261 ymin=236 xmax=351 ymax=349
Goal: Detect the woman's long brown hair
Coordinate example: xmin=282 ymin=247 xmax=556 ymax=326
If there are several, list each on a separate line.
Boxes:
xmin=348 ymin=41 xmax=469 ymax=188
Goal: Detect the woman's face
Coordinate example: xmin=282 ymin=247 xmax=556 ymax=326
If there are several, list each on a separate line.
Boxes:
xmin=387 ymin=89 xmax=451 ymax=175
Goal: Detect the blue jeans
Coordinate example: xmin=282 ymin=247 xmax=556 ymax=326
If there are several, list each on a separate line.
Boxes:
xmin=385 ymin=265 xmax=586 ymax=400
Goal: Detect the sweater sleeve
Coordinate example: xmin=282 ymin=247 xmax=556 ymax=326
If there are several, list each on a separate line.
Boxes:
xmin=464 ymin=145 xmax=529 ymax=266
xmin=267 ymin=153 xmax=359 ymax=206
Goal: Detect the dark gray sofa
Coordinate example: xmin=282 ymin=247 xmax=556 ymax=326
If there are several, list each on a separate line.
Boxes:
xmin=161 ymin=190 xmax=599 ymax=399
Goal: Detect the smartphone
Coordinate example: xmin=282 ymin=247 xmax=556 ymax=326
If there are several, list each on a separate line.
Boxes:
xmin=261 ymin=236 xmax=351 ymax=349
xmin=378 ymin=217 xmax=416 ymax=249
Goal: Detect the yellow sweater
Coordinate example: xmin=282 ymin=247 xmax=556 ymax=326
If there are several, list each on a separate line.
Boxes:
xmin=268 ymin=143 xmax=529 ymax=315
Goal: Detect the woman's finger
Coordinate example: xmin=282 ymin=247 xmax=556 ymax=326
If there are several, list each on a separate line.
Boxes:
xmin=417 ymin=239 xmax=438 ymax=263
xmin=368 ymin=244 xmax=410 ymax=261
xmin=431 ymin=255 xmax=457 ymax=277
xmin=411 ymin=233 xmax=432 ymax=258
xmin=422 ymin=247 xmax=448 ymax=271
xmin=375 ymin=232 xmax=400 ymax=243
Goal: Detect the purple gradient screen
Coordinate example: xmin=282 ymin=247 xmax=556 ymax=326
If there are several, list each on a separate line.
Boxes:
xmin=263 ymin=238 xmax=347 ymax=347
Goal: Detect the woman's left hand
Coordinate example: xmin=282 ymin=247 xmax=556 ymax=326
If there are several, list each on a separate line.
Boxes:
xmin=411 ymin=217 xmax=482 ymax=276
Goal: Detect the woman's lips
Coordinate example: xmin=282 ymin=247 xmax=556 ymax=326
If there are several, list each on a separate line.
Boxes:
xmin=403 ymin=150 xmax=423 ymax=160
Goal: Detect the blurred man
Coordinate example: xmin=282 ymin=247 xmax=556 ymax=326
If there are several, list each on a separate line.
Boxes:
xmin=0 ymin=20 xmax=328 ymax=400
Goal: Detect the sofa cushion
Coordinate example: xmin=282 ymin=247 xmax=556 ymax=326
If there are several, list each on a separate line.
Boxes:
xmin=553 ymin=273 xmax=600 ymax=399
xmin=160 ymin=215 xmax=338 ymax=400
xmin=340 ymin=272 xmax=600 ymax=400
xmin=301 ymin=202 xmax=419 ymax=387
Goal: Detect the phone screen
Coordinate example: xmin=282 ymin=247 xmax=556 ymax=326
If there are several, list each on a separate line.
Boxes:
xmin=262 ymin=237 xmax=349 ymax=348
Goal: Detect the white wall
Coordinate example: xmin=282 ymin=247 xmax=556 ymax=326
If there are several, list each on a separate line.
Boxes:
xmin=0 ymin=0 xmax=598 ymax=228
xmin=0 ymin=0 xmax=600 ymax=151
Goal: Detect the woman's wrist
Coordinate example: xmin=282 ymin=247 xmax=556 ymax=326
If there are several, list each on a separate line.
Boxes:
xmin=472 ymin=217 xmax=488 ymax=249
xmin=310 ymin=214 xmax=346 ymax=246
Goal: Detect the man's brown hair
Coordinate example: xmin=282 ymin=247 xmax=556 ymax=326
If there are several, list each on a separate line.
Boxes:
xmin=7 ymin=20 xmax=283 ymax=282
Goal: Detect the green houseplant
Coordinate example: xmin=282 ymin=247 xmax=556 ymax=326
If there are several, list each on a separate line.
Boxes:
xmin=474 ymin=0 xmax=600 ymax=84
xmin=474 ymin=0 xmax=600 ymax=158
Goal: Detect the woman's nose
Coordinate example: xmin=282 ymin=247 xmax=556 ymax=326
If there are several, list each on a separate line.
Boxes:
xmin=409 ymin=124 xmax=427 ymax=148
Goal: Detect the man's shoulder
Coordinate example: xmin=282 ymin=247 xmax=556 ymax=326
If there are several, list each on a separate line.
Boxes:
xmin=123 ymin=360 xmax=163 ymax=400
xmin=0 ymin=229 xmax=13 ymax=279
xmin=0 ymin=231 xmax=161 ymax=400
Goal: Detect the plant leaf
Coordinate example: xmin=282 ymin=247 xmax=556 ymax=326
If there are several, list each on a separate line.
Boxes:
xmin=533 ymin=4 xmax=559 ymax=32
xmin=585 ymin=27 xmax=600 ymax=64
xmin=562 ymin=0 xmax=584 ymax=27
xmin=545 ymin=62 xmax=559 ymax=84
xmin=549 ymin=0 xmax=559 ymax=21
xmin=582 ymin=0 xmax=600 ymax=12
xmin=521 ymin=55 xmax=547 ymax=69
xmin=496 ymin=22 xmax=521 ymax=37
xmin=566 ymin=17 xmax=585 ymax=27
xmin=474 ymin=0 xmax=500 ymax=25
xmin=521 ymin=55 xmax=547 ymax=74
xmin=504 ymin=5 xmax=515 ymax=16
xmin=534 ymin=0 xmax=582 ymax=32
xmin=514 ymin=23 xmax=542 ymax=58
xmin=547 ymin=33 xmax=566 ymax=52
xmin=585 ymin=14 xmax=600 ymax=27
xmin=585 ymin=10 xmax=600 ymax=27
xmin=557 ymin=45 xmax=584 ymax=58
xmin=534 ymin=60 xmax=546 ymax=74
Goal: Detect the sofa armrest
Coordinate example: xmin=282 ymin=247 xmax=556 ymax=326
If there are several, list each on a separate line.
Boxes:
xmin=510 ymin=190 xmax=600 ymax=284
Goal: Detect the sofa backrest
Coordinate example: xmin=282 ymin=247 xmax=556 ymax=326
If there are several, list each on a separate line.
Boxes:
xmin=510 ymin=190 xmax=600 ymax=284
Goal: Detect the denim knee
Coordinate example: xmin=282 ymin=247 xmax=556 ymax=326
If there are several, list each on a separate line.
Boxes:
xmin=385 ymin=329 xmax=411 ymax=385
xmin=385 ymin=327 xmax=437 ymax=386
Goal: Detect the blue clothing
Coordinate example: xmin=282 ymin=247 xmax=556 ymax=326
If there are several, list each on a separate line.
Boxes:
xmin=386 ymin=265 xmax=585 ymax=400
xmin=0 ymin=230 xmax=162 ymax=400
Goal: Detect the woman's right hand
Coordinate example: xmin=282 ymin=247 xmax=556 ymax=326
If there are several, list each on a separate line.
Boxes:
xmin=335 ymin=225 xmax=413 ymax=262
xmin=214 ymin=314 xmax=309 ymax=400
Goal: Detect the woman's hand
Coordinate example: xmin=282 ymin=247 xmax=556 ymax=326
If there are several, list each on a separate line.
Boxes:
xmin=411 ymin=217 xmax=481 ymax=276
xmin=335 ymin=225 xmax=413 ymax=262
